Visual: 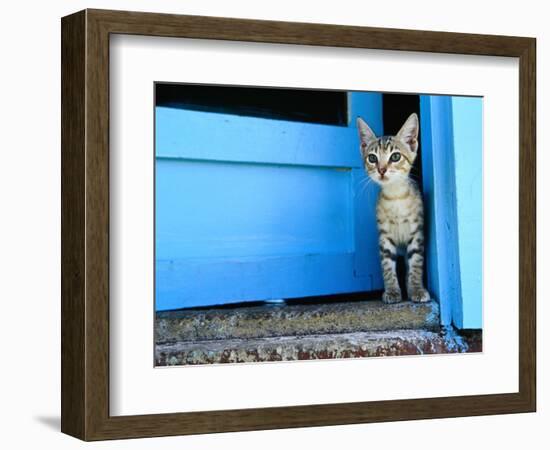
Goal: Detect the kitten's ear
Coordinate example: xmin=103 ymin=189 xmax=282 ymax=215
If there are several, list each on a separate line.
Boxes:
xmin=356 ymin=117 xmax=377 ymax=155
xmin=396 ymin=113 xmax=419 ymax=152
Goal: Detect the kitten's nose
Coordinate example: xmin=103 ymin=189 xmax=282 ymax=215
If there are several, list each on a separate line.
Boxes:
xmin=378 ymin=167 xmax=387 ymax=176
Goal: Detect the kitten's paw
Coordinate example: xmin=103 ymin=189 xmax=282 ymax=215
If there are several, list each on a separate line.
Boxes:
xmin=382 ymin=289 xmax=402 ymax=304
xmin=409 ymin=287 xmax=430 ymax=303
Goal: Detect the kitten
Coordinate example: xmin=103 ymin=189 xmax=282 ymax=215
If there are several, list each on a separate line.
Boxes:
xmin=356 ymin=113 xmax=430 ymax=304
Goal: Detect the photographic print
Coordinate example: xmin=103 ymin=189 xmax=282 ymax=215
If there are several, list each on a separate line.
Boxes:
xmin=61 ymin=9 xmax=535 ymax=440
xmin=154 ymin=84 xmax=483 ymax=366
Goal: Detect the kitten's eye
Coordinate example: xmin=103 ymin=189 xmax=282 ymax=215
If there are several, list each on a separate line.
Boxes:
xmin=390 ymin=152 xmax=401 ymax=162
xmin=367 ymin=154 xmax=378 ymax=164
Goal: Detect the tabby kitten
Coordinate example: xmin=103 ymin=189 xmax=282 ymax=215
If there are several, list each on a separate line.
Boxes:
xmin=356 ymin=113 xmax=430 ymax=304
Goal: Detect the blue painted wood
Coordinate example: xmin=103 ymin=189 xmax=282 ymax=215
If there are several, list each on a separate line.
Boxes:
xmin=157 ymin=254 xmax=372 ymax=310
xmin=349 ymin=92 xmax=384 ymax=284
xmin=348 ymin=92 xmax=383 ymax=136
xmin=156 ymin=159 xmax=354 ymax=261
xmin=420 ymin=95 xmax=483 ymax=329
xmin=155 ymin=93 xmax=384 ymax=310
xmin=156 ymin=107 xmax=362 ymax=168
xmin=420 ymin=95 xmax=462 ymax=327
xmin=451 ymin=97 xmax=483 ymax=329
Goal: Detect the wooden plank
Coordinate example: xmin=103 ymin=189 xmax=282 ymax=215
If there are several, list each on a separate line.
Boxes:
xmin=83 ymin=9 xmax=111 ymax=439
xmin=156 ymin=253 xmax=373 ymax=310
xmin=156 ymin=107 xmax=361 ymax=168
xmin=421 ymin=95 xmax=483 ymax=329
xmin=156 ymin=159 xmax=353 ymax=259
xmin=420 ymin=95 xmax=462 ymax=327
xmin=451 ymin=97 xmax=483 ymax=329
xmin=61 ymin=10 xmax=86 ymax=440
xmin=517 ymin=37 xmax=536 ymax=411
xmin=348 ymin=92 xmax=384 ymax=282
xmin=87 ymin=8 xmax=532 ymax=57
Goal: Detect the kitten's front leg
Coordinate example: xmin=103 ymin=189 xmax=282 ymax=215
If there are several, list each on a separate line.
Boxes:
xmin=406 ymin=226 xmax=430 ymax=303
xmin=379 ymin=234 xmax=402 ymax=304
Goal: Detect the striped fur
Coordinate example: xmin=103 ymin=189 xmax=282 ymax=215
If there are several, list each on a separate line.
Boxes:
xmin=357 ymin=113 xmax=430 ymax=303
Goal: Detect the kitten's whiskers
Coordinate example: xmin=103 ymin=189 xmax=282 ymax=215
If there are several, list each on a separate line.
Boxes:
xmin=357 ymin=176 xmax=374 ymax=197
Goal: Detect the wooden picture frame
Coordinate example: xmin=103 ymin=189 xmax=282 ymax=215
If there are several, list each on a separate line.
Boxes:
xmin=61 ymin=9 xmax=536 ymax=441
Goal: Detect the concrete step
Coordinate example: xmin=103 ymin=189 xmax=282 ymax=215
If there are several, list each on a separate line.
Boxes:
xmin=155 ymin=327 xmax=481 ymax=366
xmin=156 ymin=299 xmax=439 ymax=343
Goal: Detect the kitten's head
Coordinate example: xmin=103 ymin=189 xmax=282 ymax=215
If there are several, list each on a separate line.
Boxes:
xmin=356 ymin=113 xmax=419 ymax=186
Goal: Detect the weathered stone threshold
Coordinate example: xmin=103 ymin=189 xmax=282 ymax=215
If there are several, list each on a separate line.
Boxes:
xmin=155 ymin=300 xmax=481 ymax=366
xmin=157 ymin=328 xmax=481 ymax=366
xmin=156 ymin=299 xmax=439 ymax=342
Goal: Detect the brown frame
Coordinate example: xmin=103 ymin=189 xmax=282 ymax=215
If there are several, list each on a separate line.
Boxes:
xmin=61 ymin=8 xmax=536 ymax=441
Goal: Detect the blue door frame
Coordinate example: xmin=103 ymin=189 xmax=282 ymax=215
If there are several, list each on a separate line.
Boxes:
xmin=420 ymin=95 xmax=482 ymax=329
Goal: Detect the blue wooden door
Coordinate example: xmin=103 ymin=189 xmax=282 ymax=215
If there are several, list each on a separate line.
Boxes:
xmin=155 ymin=92 xmax=384 ymax=310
